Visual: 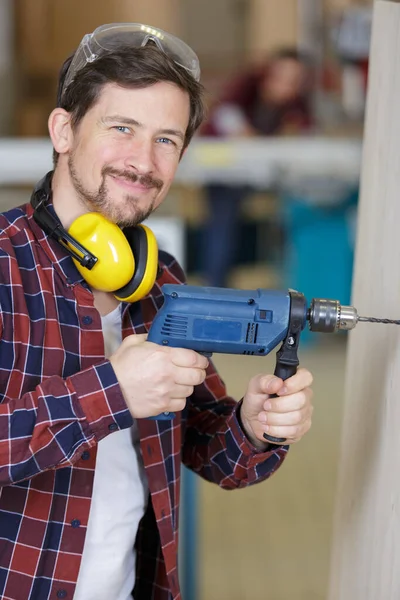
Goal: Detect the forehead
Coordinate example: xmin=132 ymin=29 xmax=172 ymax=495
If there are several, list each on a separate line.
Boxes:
xmin=87 ymin=81 xmax=190 ymax=128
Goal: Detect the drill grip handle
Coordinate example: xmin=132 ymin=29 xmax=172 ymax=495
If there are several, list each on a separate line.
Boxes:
xmin=274 ymin=363 xmax=298 ymax=382
xmin=263 ymin=363 xmax=298 ymax=445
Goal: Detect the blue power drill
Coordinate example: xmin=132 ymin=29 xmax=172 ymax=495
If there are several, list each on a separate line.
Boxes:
xmin=148 ymin=284 xmax=364 ymax=443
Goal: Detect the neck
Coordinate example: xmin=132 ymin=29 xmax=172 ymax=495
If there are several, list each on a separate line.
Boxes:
xmin=92 ymin=289 xmax=121 ymax=316
xmin=52 ymin=162 xmax=88 ymax=230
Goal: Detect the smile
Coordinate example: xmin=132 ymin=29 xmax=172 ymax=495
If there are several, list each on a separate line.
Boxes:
xmin=111 ymin=175 xmax=153 ymax=192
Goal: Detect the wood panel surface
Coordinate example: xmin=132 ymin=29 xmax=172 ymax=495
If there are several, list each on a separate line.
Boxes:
xmin=329 ymin=2 xmax=400 ymax=598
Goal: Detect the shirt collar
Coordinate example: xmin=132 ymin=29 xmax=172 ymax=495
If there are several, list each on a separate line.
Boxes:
xmin=27 ymin=173 xmax=87 ymax=287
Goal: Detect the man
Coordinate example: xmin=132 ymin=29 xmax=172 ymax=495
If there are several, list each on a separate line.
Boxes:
xmin=0 ymin=24 xmax=313 ymax=600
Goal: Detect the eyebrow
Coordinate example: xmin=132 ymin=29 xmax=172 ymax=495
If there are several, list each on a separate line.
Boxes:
xmin=102 ymin=115 xmax=185 ymax=142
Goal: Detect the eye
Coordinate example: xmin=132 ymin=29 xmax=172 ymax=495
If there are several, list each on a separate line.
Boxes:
xmin=113 ymin=126 xmax=131 ymax=134
xmin=157 ymin=137 xmax=175 ymax=145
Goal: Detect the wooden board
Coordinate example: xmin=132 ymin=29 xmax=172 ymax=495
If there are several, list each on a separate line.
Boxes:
xmin=328 ymin=2 xmax=400 ymax=598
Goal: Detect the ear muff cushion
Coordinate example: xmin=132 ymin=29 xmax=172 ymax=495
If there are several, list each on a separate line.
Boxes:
xmin=114 ymin=225 xmax=158 ymax=302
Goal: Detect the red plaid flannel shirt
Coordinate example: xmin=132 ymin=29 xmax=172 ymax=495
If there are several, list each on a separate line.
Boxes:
xmin=0 ymin=198 xmax=288 ymax=600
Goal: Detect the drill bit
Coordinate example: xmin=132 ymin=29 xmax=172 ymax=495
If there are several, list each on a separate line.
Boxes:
xmin=358 ymin=316 xmax=400 ymax=325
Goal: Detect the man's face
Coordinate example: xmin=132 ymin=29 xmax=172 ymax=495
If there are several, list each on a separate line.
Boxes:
xmin=66 ymin=81 xmax=190 ymax=227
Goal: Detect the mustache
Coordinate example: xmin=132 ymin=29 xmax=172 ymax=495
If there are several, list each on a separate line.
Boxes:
xmin=102 ymin=166 xmax=163 ymax=190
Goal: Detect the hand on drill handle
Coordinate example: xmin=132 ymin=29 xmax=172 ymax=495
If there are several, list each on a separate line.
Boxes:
xmin=239 ymin=369 xmax=314 ymax=450
xmin=109 ymin=334 xmax=209 ymax=419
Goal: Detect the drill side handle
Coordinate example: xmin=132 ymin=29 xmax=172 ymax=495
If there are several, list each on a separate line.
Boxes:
xmin=263 ymin=290 xmax=306 ymax=445
xmin=274 ymin=361 xmax=298 ymax=383
xmin=263 ymin=360 xmax=299 ymax=444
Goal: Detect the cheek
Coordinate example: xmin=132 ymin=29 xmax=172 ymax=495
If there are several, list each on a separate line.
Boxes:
xmin=74 ymin=135 xmax=123 ymax=169
xmin=156 ymin=150 xmax=181 ymax=180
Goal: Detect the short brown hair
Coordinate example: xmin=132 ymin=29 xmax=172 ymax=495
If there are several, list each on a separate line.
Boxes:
xmin=54 ymin=44 xmax=206 ymax=164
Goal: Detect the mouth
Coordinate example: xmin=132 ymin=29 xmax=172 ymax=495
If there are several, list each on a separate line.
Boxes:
xmin=110 ymin=175 xmax=155 ymax=193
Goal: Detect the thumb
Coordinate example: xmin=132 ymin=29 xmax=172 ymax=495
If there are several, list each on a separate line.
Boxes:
xmin=124 ymin=333 xmax=148 ymax=346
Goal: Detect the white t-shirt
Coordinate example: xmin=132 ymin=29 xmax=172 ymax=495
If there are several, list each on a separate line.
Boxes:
xmin=74 ymin=304 xmax=149 ymax=600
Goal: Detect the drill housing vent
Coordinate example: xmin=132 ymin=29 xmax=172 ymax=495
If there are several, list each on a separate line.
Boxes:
xmin=245 ymin=322 xmax=259 ymax=344
xmin=161 ymin=315 xmax=189 ymax=338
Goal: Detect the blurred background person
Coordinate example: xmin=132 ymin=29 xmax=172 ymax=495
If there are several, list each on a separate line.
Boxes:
xmin=200 ymin=48 xmax=314 ymax=288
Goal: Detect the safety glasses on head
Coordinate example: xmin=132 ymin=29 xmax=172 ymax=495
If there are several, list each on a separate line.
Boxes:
xmin=61 ymin=22 xmax=201 ymax=99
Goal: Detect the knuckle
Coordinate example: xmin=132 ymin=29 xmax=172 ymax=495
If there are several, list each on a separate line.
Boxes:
xmin=195 ymin=369 xmax=206 ymax=385
xmin=297 ymin=391 xmax=308 ymax=408
xmin=291 ymin=410 xmax=303 ymax=425
xmin=199 ymin=355 xmax=209 ymax=369
xmin=180 ymin=385 xmax=194 ymax=398
xmin=268 ymin=425 xmax=284 ymax=437
xmin=173 ymin=399 xmax=186 ymax=412
xmin=295 ymin=424 xmax=304 ymax=437
xmin=157 ymin=383 xmax=170 ymax=399
xmin=189 ymin=350 xmax=199 ymax=366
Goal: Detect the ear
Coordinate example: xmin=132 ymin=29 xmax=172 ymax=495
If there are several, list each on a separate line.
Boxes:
xmin=48 ymin=108 xmax=73 ymax=156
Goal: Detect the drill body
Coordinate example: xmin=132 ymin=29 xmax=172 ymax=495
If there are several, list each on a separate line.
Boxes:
xmin=148 ymin=285 xmax=305 ymax=356
xmin=147 ymin=283 xmax=358 ymax=429
xmin=147 ymin=283 xmax=396 ymax=441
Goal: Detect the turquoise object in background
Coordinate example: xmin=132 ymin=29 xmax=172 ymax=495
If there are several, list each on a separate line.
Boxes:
xmin=280 ymin=183 xmax=358 ymax=343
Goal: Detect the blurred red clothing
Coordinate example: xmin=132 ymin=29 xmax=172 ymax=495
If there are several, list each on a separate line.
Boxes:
xmin=202 ymin=62 xmax=312 ymax=137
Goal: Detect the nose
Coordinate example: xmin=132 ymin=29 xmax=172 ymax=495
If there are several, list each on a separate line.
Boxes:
xmin=124 ymin=137 xmax=155 ymax=174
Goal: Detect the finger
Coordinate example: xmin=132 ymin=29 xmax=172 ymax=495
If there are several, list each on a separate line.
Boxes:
xmin=264 ymin=388 xmax=313 ymax=413
xmin=171 ymin=384 xmax=195 ymax=400
xmin=277 ymin=368 xmax=313 ymax=395
xmin=170 ymin=348 xmax=209 ymax=370
xmin=168 ymin=398 xmax=190 ymax=413
xmin=174 ymin=366 xmax=207 ymax=387
xmin=259 ymin=403 xmax=312 ymax=427
xmin=262 ymin=423 xmax=307 ymax=441
xmin=251 ymin=374 xmax=283 ymax=396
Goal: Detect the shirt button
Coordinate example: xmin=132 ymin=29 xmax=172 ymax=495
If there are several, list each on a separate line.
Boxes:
xmin=71 ymin=519 xmax=81 ymax=528
xmin=57 ymin=591 xmax=67 ymax=599
xmin=108 ymin=423 xmax=118 ymax=432
xmin=82 ymin=315 xmax=93 ymax=325
xmin=81 ymin=451 xmax=90 ymax=461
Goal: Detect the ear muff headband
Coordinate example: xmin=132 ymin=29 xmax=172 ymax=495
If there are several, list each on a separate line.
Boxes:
xmin=32 ymin=182 xmax=98 ymax=270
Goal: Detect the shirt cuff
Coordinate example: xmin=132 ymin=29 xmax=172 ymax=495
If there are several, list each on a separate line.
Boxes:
xmin=68 ymin=360 xmax=133 ymax=441
xmin=233 ymin=399 xmax=287 ymax=458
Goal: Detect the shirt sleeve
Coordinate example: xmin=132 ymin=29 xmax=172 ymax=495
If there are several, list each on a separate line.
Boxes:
xmin=0 ymin=360 xmax=133 ymax=485
xmin=182 ymin=361 xmax=288 ymax=489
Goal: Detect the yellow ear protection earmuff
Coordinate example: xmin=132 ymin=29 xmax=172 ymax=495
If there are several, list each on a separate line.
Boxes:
xmin=31 ymin=172 xmax=159 ymax=303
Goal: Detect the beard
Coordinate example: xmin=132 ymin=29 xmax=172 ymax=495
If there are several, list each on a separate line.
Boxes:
xmin=68 ymin=156 xmax=164 ymax=228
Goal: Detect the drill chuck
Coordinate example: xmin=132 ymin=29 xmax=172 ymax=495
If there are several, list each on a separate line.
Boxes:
xmin=308 ymin=298 xmax=359 ymax=333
